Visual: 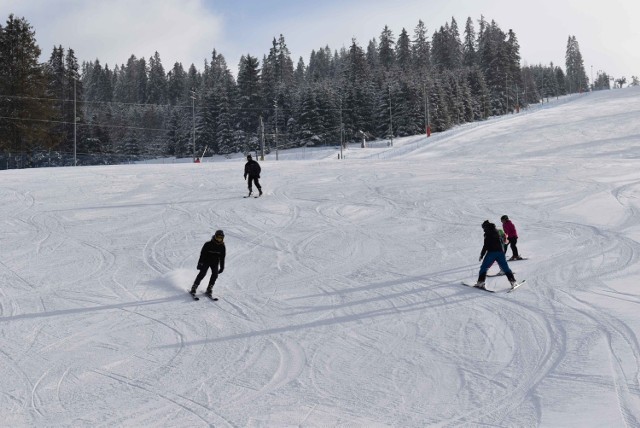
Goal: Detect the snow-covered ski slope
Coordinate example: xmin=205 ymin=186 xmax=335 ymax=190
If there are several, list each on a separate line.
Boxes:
xmin=2 ymin=87 xmax=640 ymax=427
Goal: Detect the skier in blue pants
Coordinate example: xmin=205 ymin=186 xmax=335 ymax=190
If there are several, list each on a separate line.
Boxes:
xmin=476 ymin=220 xmax=517 ymax=289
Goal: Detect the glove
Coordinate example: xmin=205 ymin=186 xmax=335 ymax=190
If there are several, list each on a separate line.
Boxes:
xmin=197 ymin=262 xmax=204 ymax=270
xmin=244 ymin=174 xmax=247 ymax=179
xmin=218 ymin=268 xmax=224 ymax=274
xmin=478 ymin=255 xmax=483 ymax=262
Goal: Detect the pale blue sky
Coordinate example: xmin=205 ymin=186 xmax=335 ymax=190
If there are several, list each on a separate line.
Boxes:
xmin=1 ymin=0 xmax=638 ymax=80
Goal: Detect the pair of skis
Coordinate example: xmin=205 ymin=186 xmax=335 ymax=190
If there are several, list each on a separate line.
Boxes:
xmin=469 ymin=255 xmax=528 ymax=292
xmin=461 ymin=280 xmax=526 ymax=293
xmin=190 ymin=293 xmax=218 ymax=301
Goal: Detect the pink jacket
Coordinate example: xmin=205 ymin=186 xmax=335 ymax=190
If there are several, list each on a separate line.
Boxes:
xmin=502 ymin=220 xmax=518 ymax=238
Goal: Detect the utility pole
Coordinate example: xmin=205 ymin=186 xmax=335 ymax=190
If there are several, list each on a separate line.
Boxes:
xmin=506 ymin=73 xmax=509 ymax=113
xmin=388 ymin=85 xmax=393 ymax=147
xmin=190 ymin=88 xmax=196 ymax=161
xmin=339 ymin=98 xmax=343 ymax=159
xmin=274 ymin=99 xmax=279 ymax=161
xmin=74 ymin=78 xmax=77 ymax=166
xmin=423 ymin=81 xmax=430 ymax=136
xmin=259 ymin=115 xmax=265 ymax=161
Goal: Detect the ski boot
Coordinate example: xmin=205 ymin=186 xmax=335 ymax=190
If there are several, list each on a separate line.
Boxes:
xmin=506 ymin=272 xmax=517 ymax=289
xmin=258 ymin=189 xmax=263 ymax=196
xmin=205 ymin=285 xmax=219 ymax=300
xmin=475 ymin=273 xmax=487 ymax=289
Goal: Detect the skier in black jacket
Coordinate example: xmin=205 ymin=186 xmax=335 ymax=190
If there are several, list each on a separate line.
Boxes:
xmin=190 ymin=230 xmax=226 ymax=296
xmin=244 ymin=154 xmax=262 ymax=197
xmin=475 ymin=220 xmax=517 ymax=289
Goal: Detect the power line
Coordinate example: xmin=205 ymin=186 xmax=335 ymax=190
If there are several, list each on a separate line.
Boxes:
xmin=0 ymin=115 xmax=168 ymax=132
xmin=0 ymin=93 xmax=352 ymax=112
xmin=0 ymin=93 xmax=193 ymax=109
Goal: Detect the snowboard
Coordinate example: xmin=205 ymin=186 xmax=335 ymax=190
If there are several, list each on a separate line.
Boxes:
xmin=507 ymin=279 xmax=527 ymax=293
xmin=461 ymin=281 xmax=495 ymax=293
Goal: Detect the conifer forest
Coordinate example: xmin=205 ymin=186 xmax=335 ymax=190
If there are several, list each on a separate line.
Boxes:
xmin=0 ymin=13 xmax=597 ymax=169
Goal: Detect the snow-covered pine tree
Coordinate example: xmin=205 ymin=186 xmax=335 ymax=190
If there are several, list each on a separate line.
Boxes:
xmin=565 ymin=36 xmax=589 ymax=93
xmin=147 ymin=51 xmax=167 ymax=105
xmin=462 ymin=17 xmax=477 ymax=68
xmin=477 ymin=20 xmax=512 ymax=115
xmin=236 ymin=54 xmax=262 ymax=151
xmin=167 ymin=62 xmax=186 ymax=106
xmin=396 ymin=28 xmax=411 ymax=72
xmin=378 ymin=26 xmax=396 ymax=71
xmin=554 ymin=66 xmax=567 ymax=96
xmin=341 ymin=39 xmax=375 ymax=141
xmin=505 ymin=29 xmax=522 ymax=112
xmin=64 ymin=48 xmax=84 ymax=150
xmin=45 ymin=46 xmax=67 ymax=154
xmin=412 ymin=20 xmax=431 ymax=76
xmin=0 ymin=14 xmax=55 ymax=167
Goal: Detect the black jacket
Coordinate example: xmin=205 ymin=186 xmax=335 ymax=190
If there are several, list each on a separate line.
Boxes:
xmin=197 ymin=240 xmax=226 ymax=270
xmin=480 ymin=227 xmax=504 ymax=257
xmin=244 ymin=160 xmax=261 ymax=178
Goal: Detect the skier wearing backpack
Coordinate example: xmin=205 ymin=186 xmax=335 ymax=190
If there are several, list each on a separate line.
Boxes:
xmin=476 ymin=220 xmax=517 ymax=289
xmin=501 ymin=215 xmax=522 ymax=260
xmin=190 ymin=230 xmax=225 ymax=298
xmin=498 ymin=228 xmax=509 ymax=253
xmin=244 ymin=154 xmax=262 ymax=197
xmin=491 ymin=227 xmax=510 ymax=275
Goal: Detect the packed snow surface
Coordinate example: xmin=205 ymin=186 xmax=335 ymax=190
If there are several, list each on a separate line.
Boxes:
xmin=2 ymin=87 xmax=640 ymax=427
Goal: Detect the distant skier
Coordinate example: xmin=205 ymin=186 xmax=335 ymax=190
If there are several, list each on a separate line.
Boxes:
xmin=190 ymin=230 xmax=225 ymax=297
xmin=501 ymin=215 xmax=522 ymax=260
xmin=244 ymin=154 xmax=262 ymax=197
xmin=476 ymin=220 xmax=517 ymax=289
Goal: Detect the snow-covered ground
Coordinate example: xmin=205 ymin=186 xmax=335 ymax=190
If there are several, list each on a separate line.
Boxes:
xmin=2 ymin=87 xmax=640 ymax=427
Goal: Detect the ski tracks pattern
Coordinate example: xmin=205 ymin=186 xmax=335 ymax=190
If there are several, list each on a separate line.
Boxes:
xmin=4 ymin=96 xmax=640 ymax=427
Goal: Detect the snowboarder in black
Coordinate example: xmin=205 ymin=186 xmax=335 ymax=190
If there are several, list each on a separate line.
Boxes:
xmin=476 ymin=220 xmax=517 ymax=289
xmin=244 ymin=154 xmax=262 ymax=197
xmin=190 ymin=230 xmax=226 ymax=296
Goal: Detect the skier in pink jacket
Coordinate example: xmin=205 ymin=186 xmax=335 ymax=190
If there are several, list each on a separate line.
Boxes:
xmin=501 ymin=215 xmax=522 ymax=260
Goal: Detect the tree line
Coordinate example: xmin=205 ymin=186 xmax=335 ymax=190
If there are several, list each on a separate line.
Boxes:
xmin=1 ymin=13 xmax=595 ymax=168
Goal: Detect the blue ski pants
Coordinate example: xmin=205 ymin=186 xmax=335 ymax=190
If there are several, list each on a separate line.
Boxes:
xmin=479 ymin=251 xmax=513 ymax=275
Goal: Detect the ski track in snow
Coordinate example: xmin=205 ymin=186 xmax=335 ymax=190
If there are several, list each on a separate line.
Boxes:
xmin=1 ymin=88 xmax=640 ymax=425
